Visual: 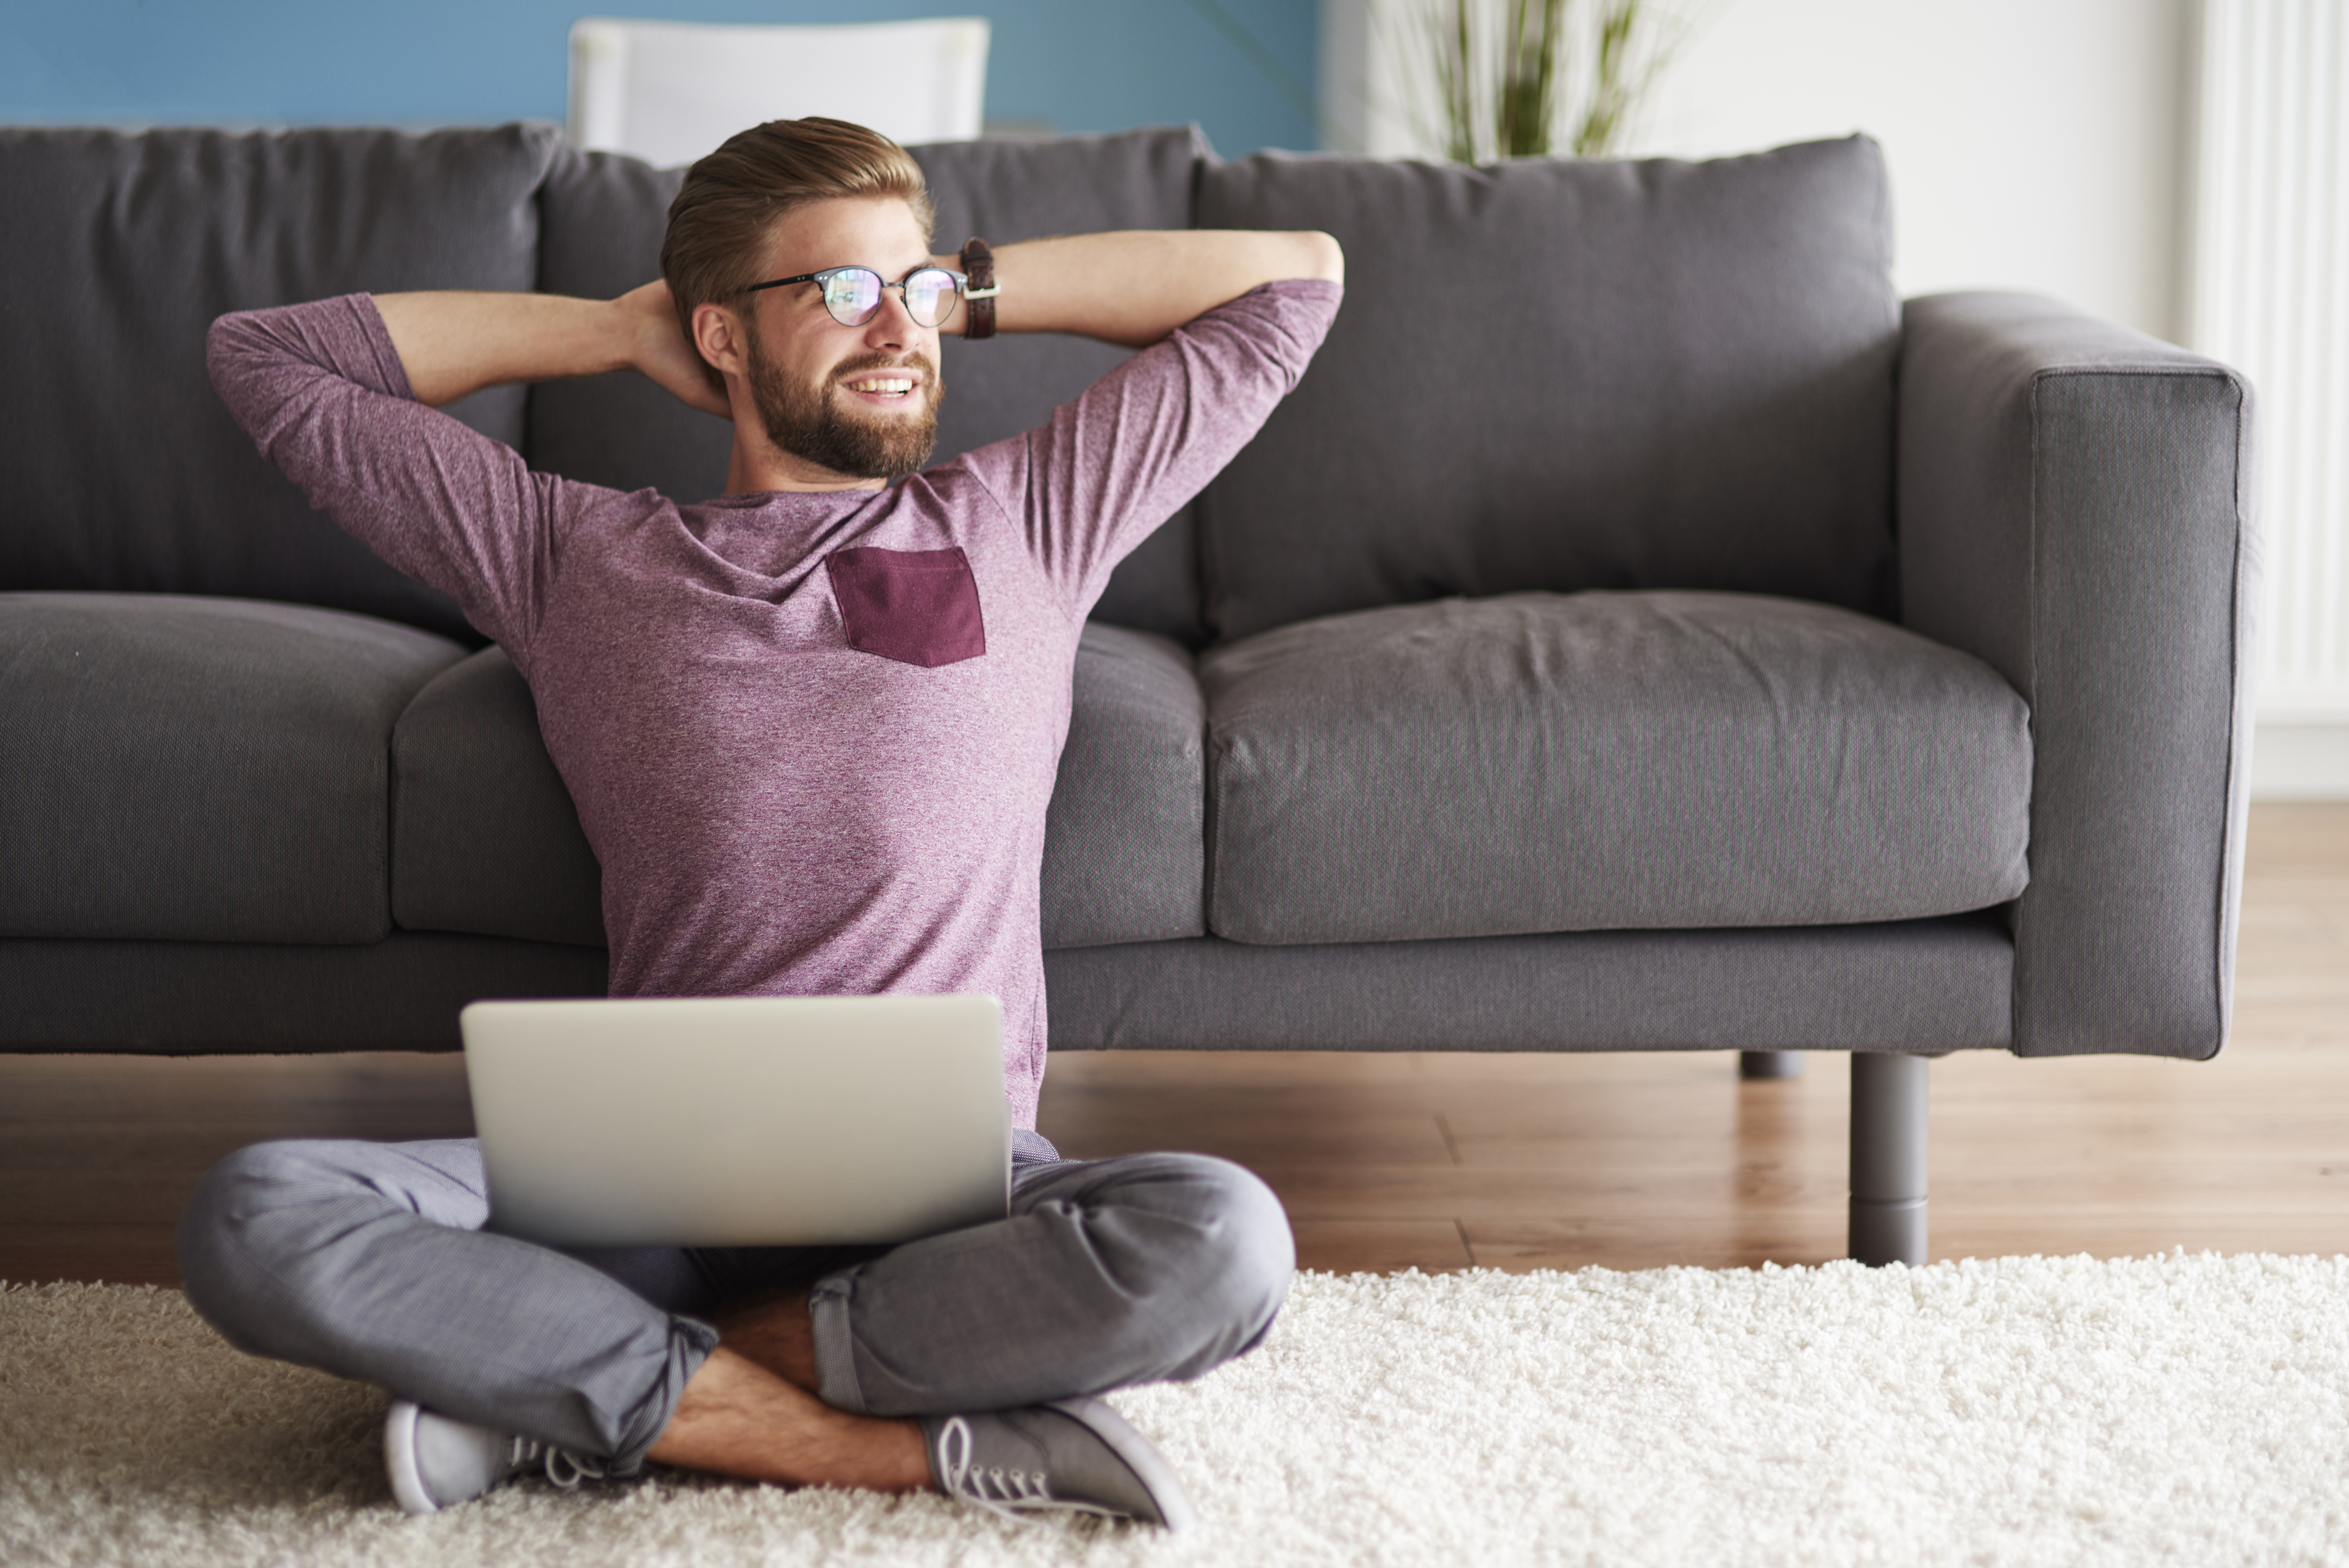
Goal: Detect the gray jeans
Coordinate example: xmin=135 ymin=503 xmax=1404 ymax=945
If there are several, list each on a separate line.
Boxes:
xmin=176 ymin=1132 xmax=1293 ymax=1473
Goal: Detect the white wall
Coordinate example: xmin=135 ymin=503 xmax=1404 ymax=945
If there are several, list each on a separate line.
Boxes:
xmin=2193 ymin=0 xmax=2349 ymax=797
xmin=1652 ymin=0 xmax=2196 ymax=339
xmin=1332 ymin=0 xmax=2196 ymax=337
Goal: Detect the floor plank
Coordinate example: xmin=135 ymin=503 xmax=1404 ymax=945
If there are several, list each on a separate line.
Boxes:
xmin=2 ymin=803 xmax=2344 ymax=1282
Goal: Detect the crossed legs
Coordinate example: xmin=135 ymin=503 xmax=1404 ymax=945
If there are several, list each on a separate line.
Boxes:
xmin=176 ymin=1138 xmax=1293 ymax=1491
xmin=648 ymin=1326 xmax=928 ymax=1490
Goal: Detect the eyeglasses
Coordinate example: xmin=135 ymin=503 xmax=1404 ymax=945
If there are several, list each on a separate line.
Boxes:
xmin=745 ymin=265 xmax=968 ymax=328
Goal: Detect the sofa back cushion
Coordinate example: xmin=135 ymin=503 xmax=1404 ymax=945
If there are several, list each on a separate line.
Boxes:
xmin=1193 ymin=136 xmax=1900 ymax=642
xmin=524 ymin=149 xmax=733 ymax=510
xmin=0 ymin=125 xmax=563 ymax=644
xmin=528 ymin=125 xmax=1210 ymax=642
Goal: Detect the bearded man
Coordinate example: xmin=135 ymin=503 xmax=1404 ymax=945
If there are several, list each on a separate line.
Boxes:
xmin=179 ymin=117 xmax=1343 ymax=1529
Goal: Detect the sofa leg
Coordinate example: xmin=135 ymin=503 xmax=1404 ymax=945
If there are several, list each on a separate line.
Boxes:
xmin=1847 ymin=1051 xmax=1927 ymax=1267
xmin=1739 ymin=1050 xmax=1804 ymax=1079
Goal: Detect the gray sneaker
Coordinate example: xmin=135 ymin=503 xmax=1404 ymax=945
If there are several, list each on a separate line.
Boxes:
xmin=922 ymin=1396 xmax=1196 ymax=1530
xmin=383 ymin=1397 xmax=608 ymax=1515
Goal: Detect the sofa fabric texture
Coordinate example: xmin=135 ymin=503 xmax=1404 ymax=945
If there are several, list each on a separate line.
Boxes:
xmin=1201 ymin=590 xmax=2033 ymax=944
xmin=0 ymin=594 xmax=463 ymax=944
xmin=1045 ymin=915 xmax=2014 ymax=1053
xmin=0 ymin=934 xmax=605 ymax=1051
xmin=0 ymin=124 xmax=563 ymax=645
xmin=390 ymin=648 xmax=605 ymax=948
xmin=0 ymin=916 xmax=2008 ymax=1058
xmin=1042 ymin=624 xmax=1209 ymax=948
xmin=524 ymin=146 xmax=732 ymax=509
xmin=1897 ymin=294 xmax=2257 ymax=1060
xmin=1193 ymin=135 xmax=1900 ymax=642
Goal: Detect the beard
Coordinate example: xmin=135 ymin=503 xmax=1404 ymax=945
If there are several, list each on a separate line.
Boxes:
xmin=745 ymin=335 xmax=942 ymax=483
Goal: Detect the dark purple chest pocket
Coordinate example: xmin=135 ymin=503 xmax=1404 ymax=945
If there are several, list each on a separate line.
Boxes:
xmin=823 ymin=546 xmax=988 ymax=669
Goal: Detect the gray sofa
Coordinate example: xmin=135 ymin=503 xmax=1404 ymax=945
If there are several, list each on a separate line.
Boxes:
xmin=0 ymin=123 xmax=2257 ymax=1265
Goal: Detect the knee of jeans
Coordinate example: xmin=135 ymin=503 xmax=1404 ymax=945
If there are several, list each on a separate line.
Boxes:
xmin=1153 ymin=1153 xmax=1296 ymax=1336
xmin=175 ymin=1141 xmax=336 ymax=1344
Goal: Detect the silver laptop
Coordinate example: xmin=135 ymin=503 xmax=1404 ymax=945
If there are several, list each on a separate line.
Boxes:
xmin=460 ymin=994 xmax=1010 ymax=1249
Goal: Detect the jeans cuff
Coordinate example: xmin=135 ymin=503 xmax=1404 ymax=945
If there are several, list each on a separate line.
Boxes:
xmin=607 ymin=1313 xmax=720 ymax=1475
xmin=807 ymin=1273 xmax=869 ymax=1414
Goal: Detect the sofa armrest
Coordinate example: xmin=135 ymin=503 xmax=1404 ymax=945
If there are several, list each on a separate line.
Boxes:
xmin=1897 ymin=292 xmax=2258 ymax=1058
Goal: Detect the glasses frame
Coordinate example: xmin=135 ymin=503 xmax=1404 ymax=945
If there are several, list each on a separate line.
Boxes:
xmin=744 ymin=264 xmax=971 ymax=328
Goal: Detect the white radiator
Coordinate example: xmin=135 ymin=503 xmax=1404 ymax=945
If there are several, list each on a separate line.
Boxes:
xmin=2191 ymin=0 xmax=2349 ymax=726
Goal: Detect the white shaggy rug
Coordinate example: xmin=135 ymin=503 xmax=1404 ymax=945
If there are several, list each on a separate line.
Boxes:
xmin=6 ymin=1255 xmax=2348 ymax=1567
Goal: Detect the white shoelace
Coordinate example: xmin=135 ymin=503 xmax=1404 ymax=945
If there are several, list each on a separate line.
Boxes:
xmin=934 ymin=1415 xmax=1122 ymax=1527
xmin=505 ymin=1434 xmax=608 ymax=1491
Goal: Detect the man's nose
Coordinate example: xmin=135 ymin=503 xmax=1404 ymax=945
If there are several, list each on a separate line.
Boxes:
xmin=862 ymin=287 xmax=918 ymax=348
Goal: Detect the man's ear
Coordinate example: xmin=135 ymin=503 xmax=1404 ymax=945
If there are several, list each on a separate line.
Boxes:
xmin=692 ymin=301 xmax=748 ymax=385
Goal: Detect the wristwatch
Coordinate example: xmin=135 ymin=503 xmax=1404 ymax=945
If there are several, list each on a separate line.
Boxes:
xmin=959 ymin=237 xmax=997 ymax=340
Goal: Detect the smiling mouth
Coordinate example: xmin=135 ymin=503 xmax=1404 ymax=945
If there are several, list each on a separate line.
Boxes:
xmin=842 ymin=374 xmax=918 ymax=400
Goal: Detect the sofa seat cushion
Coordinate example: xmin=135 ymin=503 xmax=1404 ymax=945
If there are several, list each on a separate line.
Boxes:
xmin=1201 ymin=590 xmax=2032 ymax=944
xmin=0 ymin=592 xmax=464 ymax=943
xmin=391 ymin=623 xmax=1206 ymax=950
xmin=1043 ymin=623 xmax=1207 ymax=947
xmin=391 ymin=647 xmax=605 ymax=947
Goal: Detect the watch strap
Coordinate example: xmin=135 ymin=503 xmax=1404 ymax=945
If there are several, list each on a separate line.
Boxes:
xmin=960 ymin=237 xmax=997 ymax=340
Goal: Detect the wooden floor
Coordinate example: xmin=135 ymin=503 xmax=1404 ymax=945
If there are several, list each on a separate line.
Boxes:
xmin=4 ymin=804 xmax=2344 ymax=1283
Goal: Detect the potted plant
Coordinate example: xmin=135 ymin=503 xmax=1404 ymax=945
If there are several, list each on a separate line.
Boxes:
xmin=1416 ymin=0 xmax=1684 ymax=161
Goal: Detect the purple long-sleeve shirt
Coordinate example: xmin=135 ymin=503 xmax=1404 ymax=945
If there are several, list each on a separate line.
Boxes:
xmin=209 ymin=279 xmax=1340 ymax=1126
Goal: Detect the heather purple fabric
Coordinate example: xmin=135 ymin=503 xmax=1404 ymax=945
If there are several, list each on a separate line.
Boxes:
xmin=208 ymin=279 xmax=1339 ymax=1125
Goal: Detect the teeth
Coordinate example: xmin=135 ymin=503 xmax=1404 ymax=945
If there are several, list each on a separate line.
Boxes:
xmin=851 ymin=378 xmax=913 ymax=395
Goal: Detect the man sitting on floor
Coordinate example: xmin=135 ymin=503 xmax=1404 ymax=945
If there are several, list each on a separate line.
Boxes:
xmin=176 ymin=117 xmax=1344 ymax=1528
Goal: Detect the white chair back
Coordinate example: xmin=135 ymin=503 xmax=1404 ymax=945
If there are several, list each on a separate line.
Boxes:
xmin=568 ymin=16 xmax=990 ymax=167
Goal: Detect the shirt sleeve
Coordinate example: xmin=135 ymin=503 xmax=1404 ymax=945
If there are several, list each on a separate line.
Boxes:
xmin=206 ymin=294 xmax=561 ymax=653
xmin=944 ymin=277 xmax=1342 ymax=618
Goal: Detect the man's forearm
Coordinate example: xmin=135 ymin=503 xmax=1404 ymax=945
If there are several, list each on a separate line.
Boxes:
xmin=372 ymin=291 xmax=634 ymax=408
xmin=938 ymin=230 xmax=1343 ymax=348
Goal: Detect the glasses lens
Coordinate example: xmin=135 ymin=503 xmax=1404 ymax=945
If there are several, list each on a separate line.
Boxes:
xmin=820 ymin=269 xmax=883 ymax=325
xmin=902 ymin=268 xmax=960 ymax=327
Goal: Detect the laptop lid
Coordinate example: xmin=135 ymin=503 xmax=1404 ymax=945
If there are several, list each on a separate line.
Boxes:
xmin=461 ymin=994 xmax=1010 ymax=1249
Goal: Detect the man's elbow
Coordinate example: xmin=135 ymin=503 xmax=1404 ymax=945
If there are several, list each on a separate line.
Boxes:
xmin=1291 ymin=230 xmax=1344 ymax=285
xmin=205 ymin=312 xmax=256 ymax=396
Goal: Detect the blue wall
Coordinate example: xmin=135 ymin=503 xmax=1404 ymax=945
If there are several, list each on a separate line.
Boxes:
xmin=0 ymin=0 xmax=1320 ymax=156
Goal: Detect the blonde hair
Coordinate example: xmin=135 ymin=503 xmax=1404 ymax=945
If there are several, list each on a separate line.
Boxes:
xmin=660 ymin=117 xmax=936 ymax=384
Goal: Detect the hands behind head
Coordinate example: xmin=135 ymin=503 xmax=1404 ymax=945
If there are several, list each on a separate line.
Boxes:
xmin=616 ymin=280 xmax=734 ymax=421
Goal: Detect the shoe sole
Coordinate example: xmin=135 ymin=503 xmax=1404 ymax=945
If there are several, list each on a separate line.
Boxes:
xmin=1042 ymin=1395 xmax=1198 ymax=1532
xmin=383 ymin=1398 xmax=441 ymax=1516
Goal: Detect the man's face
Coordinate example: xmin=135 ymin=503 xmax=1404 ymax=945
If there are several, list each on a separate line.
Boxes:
xmin=738 ymin=196 xmax=942 ymax=483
